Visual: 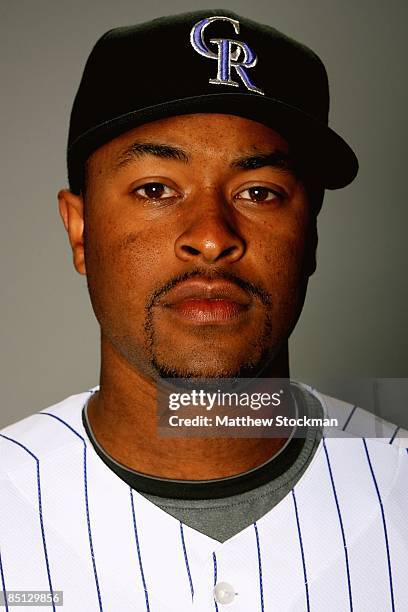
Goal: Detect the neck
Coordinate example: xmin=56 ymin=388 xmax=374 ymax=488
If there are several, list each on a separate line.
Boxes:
xmin=86 ymin=336 xmax=290 ymax=480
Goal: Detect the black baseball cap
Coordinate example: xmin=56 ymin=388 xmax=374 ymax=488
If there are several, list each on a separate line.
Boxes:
xmin=67 ymin=9 xmax=359 ymax=194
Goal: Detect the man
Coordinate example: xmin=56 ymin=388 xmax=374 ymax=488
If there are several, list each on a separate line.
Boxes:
xmin=0 ymin=9 xmax=407 ymax=612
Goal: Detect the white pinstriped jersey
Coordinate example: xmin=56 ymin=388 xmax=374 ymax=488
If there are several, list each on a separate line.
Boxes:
xmin=0 ymin=384 xmax=407 ymax=612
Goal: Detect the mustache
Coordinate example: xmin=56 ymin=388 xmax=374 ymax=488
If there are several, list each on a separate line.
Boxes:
xmin=145 ymin=268 xmax=272 ymax=310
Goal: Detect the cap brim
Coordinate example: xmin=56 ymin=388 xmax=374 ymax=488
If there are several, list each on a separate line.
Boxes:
xmin=68 ymin=92 xmax=358 ymax=191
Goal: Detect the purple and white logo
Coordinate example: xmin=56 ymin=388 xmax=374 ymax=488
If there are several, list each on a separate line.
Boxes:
xmin=190 ymin=16 xmax=264 ymax=95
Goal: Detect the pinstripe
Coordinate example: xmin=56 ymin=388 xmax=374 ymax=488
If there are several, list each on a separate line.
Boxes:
xmin=322 ymin=438 xmax=353 ymax=611
xmin=389 ymin=426 xmax=399 ymax=445
xmin=212 ymin=552 xmax=219 ymax=612
xmin=342 ymin=406 xmax=357 ymax=431
xmin=292 ymin=489 xmax=310 ymax=612
xmin=179 ymin=522 xmax=194 ymax=600
xmin=0 ymin=548 xmax=9 ymax=612
xmin=39 ymin=412 xmax=103 ymax=611
xmin=362 ymin=438 xmax=395 ymax=612
xmin=0 ymin=434 xmax=55 ymax=612
xmin=254 ymin=522 xmax=265 ymax=612
xmin=129 ymin=489 xmax=150 ymax=611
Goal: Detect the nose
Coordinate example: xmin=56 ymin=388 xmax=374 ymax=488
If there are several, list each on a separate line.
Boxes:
xmin=174 ymin=197 xmax=246 ymax=264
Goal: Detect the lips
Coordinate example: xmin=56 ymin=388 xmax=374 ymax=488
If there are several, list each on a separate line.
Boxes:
xmin=160 ymin=279 xmax=252 ymax=323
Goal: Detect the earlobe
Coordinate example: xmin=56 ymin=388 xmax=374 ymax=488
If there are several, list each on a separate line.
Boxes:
xmin=57 ymin=189 xmax=87 ymax=275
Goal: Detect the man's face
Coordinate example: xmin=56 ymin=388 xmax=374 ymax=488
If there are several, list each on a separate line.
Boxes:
xmin=69 ymin=114 xmax=316 ymax=379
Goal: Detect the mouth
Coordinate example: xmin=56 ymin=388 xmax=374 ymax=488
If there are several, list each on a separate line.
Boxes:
xmin=159 ymin=279 xmax=252 ymax=324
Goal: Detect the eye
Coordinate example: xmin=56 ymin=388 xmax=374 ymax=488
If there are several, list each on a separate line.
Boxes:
xmin=235 ymin=186 xmax=284 ymax=203
xmin=132 ymin=182 xmax=178 ymax=200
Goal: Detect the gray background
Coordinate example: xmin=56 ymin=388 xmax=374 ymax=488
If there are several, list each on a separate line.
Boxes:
xmin=1 ymin=0 xmax=407 ymax=429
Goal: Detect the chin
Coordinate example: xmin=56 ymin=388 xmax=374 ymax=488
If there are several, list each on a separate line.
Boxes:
xmin=151 ymin=348 xmax=275 ymax=380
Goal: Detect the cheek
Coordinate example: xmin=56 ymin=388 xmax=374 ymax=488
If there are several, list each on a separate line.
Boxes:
xmin=253 ymin=222 xmax=309 ymax=320
xmin=257 ymin=216 xmax=308 ymax=278
xmin=114 ymin=229 xmax=167 ymax=282
xmin=267 ymin=236 xmax=307 ymax=282
xmin=84 ymin=222 xmax=168 ymax=326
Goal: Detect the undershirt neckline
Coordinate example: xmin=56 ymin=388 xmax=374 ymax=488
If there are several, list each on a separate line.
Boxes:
xmin=82 ymin=383 xmax=313 ymax=499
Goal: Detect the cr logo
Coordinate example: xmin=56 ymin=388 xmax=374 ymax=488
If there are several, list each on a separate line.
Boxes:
xmin=190 ymin=16 xmax=264 ymax=95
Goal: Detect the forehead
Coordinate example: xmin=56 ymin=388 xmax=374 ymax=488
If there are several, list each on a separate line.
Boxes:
xmin=88 ymin=113 xmax=290 ymax=167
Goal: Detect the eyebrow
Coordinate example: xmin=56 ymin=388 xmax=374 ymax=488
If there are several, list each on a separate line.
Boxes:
xmin=231 ymin=150 xmax=296 ymax=172
xmin=115 ymin=142 xmax=189 ymax=169
xmin=114 ymin=141 xmax=296 ymax=176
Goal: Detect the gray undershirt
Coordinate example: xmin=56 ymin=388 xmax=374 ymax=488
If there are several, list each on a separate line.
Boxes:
xmin=83 ymin=385 xmax=323 ymax=542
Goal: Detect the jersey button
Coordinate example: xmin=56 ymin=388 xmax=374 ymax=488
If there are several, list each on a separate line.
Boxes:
xmin=213 ymin=582 xmax=236 ymax=605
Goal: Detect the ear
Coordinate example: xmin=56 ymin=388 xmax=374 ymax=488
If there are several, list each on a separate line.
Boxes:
xmin=58 ymin=189 xmax=86 ymax=275
xmin=304 ymin=220 xmax=318 ymax=277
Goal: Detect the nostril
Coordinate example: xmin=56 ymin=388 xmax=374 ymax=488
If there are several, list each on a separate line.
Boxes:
xmin=221 ymin=245 xmax=237 ymax=258
xmin=182 ymin=245 xmax=201 ymax=256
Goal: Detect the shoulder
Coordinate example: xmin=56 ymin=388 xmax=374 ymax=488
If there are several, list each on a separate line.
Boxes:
xmin=296 ymin=381 xmax=408 ymax=451
xmin=293 ymin=384 xmax=408 ymax=510
xmin=0 ymin=387 xmax=97 ymax=476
